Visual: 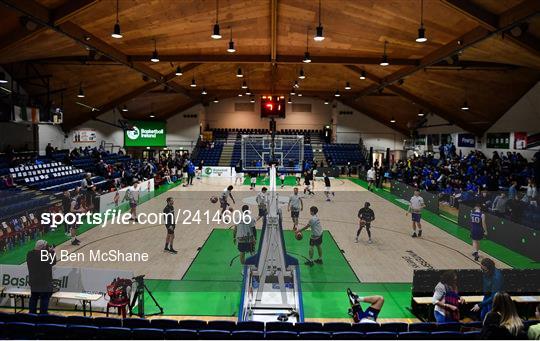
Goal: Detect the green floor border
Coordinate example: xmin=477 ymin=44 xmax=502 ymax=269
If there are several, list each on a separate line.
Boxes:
xmin=349 ymin=178 xmax=539 ymax=269
xmin=0 ymin=180 xmax=183 ymax=265
xmin=243 ymin=175 xmax=299 ymax=187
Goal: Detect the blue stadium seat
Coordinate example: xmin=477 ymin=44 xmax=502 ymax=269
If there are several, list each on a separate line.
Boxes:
xmin=0 ymin=312 xmax=15 ymax=322
xmin=93 ymin=316 xmax=123 ymax=327
xmin=97 ymin=326 xmax=132 ymax=339
xmin=37 ymin=314 xmax=68 ymax=325
xmin=266 ymin=330 xmax=298 ymax=339
xmin=266 ymin=321 xmax=295 ymax=331
xmin=435 ymin=322 xmax=462 ymax=331
xmin=398 ymin=331 xmax=431 ymax=340
xmin=36 ymin=323 xmax=68 ymax=340
xmin=323 ymin=322 xmax=353 ymax=332
xmin=67 ymin=325 xmax=100 ymax=339
xmin=178 ymin=319 xmax=207 ymax=330
xmin=11 ymin=313 xmax=38 ymax=323
xmin=3 ymin=322 xmax=36 ymax=339
xmin=149 ymin=318 xmax=179 ymax=329
xmin=332 ymin=331 xmax=366 ymax=340
xmin=381 ymin=322 xmax=408 ymax=333
xmin=207 ymin=320 xmax=237 ymax=331
xmin=431 ymin=331 xmax=465 ymax=340
xmin=298 ymin=331 xmax=331 ymax=339
xmin=232 ymin=330 xmax=265 ymax=339
xmin=464 ymin=331 xmax=481 ymax=340
xmin=366 ymin=331 xmax=398 ymax=339
xmin=462 ymin=321 xmax=482 ymax=329
xmin=132 ymin=327 xmax=165 ymax=339
xmin=66 ymin=315 xmax=94 ymax=326
xmin=236 ymin=321 xmax=265 ymax=331
xmin=352 ymin=322 xmax=381 ymax=333
xmin=122 ymin=317 xmax=151 ymax=328
xmin=164 ymin=328 xmax=198 ymax=340
xmin=294 ymin=322 xmax=323 ymax=332
xmin=409 ymin=322 xmax=437 ymax=332
xmin=199 ymin=329 xmax=231 ymax=339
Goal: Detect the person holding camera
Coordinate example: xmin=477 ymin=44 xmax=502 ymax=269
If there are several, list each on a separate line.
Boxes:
xmin=26 ymin=240 xmax=56 ymax=314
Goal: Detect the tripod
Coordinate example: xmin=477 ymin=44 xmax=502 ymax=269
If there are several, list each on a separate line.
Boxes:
xmin=130 ymin=275 xmax=164 ymax=317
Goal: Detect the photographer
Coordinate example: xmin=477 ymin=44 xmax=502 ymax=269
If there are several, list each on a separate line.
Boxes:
xmin=26 ymin=240 xmax=56 ymax=314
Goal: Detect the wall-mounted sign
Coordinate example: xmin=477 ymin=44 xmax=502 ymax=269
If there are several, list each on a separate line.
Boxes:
xmin=124 ymin=120 xmax=166 ymax=147
xmin=486 ymin=133 xmax=510 ymax=149
xmin=73 ymin=129 xmax=97 ymax=143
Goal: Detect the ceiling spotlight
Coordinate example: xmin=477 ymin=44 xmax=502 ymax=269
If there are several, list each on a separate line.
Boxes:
xmin=418 ymin=110 xmax=425 ymax=117
xmin=150 ymin=38 xmax=159 ymax=63
xmin=250 ymin=96 xmax=255 ymax=103
xmin=201 ymin=88 xmax=207 ymax=95
xmin=241 ymin=80 xmax=248 ymax=89
xmin=211 ymin=0 xmax=221 ymax=39
xmin=149 ymin=113 xmax=156 ymax=118
xmin=297 ymin=93 xmax=303 ymax=97
xmin=190 ymin=77 xmax=197 ymax=87
xmin=287 ymin=97 xmax=292 ymax=104
xmin=380 ymin=41 xmax=389 ymax=66
xmin=290 ymin=88 xmax=296 ymax=95
xmin=236 ymin=67 xmax=243 ymax=78
xmin=415 ymin=0 xmax=427 ymax=43
xmin=360 ymin=70 xmax=366 ymax=80
xmin=390 ymin=117 xmax=396 ymax=123
xmin=334 ymin=90 xmax=341 ymax=97
xmin=227 ymin=26 xmax=236 ymax=53
xmin=298 ymin=68 xmax=306 ymax=79
xmin=0 ymin=72 xmax=7 ymax=84
xmin=238 ymin=93 xmax=243 ymax=97
xmin=77 ymin=83 xmax=85 ymax=98
xmin=303 ymin=51 xmax=311 ymax=63
xmin=314 ymin=0 xmax=325 ymax=41
xmin=121 ymin=105 xmax=128 ymax=112
xmin=245 ymin=88 xmax=252 ymax=95
xmin=345 ymin=82 xmax=351 ymax=90
xmin=324 ymin=99 xmax=329 ymax=105
xmin=175 ymin=66 xmax=183 ymax=76
xmin=294 ymin=80 xmax=299 ymax=88
xmin=461 ymin=101 xmax=469 ymax=111
xmin=213 ymin=97 xmax=219 ymax=103
xmin=111 ymin=0 xmax=123 ymax=38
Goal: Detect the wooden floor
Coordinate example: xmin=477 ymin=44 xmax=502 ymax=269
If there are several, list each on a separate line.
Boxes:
xmin=54 ymin=177 xmax=508 ymax=282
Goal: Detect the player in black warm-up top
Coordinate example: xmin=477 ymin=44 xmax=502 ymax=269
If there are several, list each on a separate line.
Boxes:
xmin=163 ymin=197 xmax=177 ymax=253
xmin=356 ymin=202 xmax=375 ymax=244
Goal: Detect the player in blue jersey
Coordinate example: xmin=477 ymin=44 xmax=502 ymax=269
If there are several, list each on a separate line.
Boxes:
xmin=470 ymin=201 xmax=487 ymax=261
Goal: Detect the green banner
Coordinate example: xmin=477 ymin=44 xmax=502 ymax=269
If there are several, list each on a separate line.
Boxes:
xmin=486 ymin=132 xmax=510 ymax=149
xmin=124 ymin=120 xmax=166 ymax=147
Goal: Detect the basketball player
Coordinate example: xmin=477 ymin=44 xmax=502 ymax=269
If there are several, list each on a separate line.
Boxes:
xmin=356 ymin=202 xmax=375 ymax=244
xmin=256 ymin=187 xmax=269 ymax=218
xmin=323 ymin=173 xmax=335 ymax=201
xmin=123 ymin=180 xmax=140 ymax=222
xmin=295 ymin=172 xmax=302 ymax=186
xmin=163 ymin=197 xmax=177 ymax=254
xmin=234 ymin=161 xmax=243 ymax=185
xmin=250 ymin=172 xmax=257 ymax=190
xmin=288 ymin=187 xmax=303 ymax=231
xmin=219 ymin=185 xmax=236 ymax=217
xmin=366 ymin=167 xmax=376 ymax=191
xmin=470 ymin=201 xmax=487 ymax=261
xmin=69 ymin=194 xmax=86 ymax=245
xmin=303 ymin=171 xmax=314 ymax=196
xmin=297 ymin=206 xmax=323 ymax=266
xmin=347 ymin=288 xmax=385 ymax=324
xmin=279 ymin=172 xmax=286 ymax=188
xmin=407 ymin=190 xmax=425 ymax=237
xmin=233 ymin=205 xmax=256 ymax=265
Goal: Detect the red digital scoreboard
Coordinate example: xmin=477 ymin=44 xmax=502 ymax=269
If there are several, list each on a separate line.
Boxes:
xmin=260 ymin=95 xmax=286 ymax=118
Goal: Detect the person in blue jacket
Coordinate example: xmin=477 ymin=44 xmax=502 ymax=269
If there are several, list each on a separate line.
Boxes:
xmin=471 ymin=258 xmax=503 ymax=320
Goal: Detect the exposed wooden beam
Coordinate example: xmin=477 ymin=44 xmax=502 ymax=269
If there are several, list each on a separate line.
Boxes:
xmin=0 ymin=0 xmax=98 ymax=54
xmin=345 ymin=65 xmax=483 ymax=135
xmin=338 ymin=98 xmax=409 ymax=136
xmin=440 ymin=0 xmax=540 ymax=56
xmin=357 ymin=2 xmax=540 ymax=100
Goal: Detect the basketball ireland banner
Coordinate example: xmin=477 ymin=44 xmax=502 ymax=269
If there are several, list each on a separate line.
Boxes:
xmin=124 ymin=120 xmax=166 ymax=147
xmin=202 ymin=166 xmax=236 ymax=178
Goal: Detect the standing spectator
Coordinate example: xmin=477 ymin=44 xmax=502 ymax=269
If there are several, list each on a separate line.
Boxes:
xmin=508 ymin=180 xmax=518 ymax=200
xmin=481 ymin=292 xmax=525 ymax=339
xmin=27 ymin=240 xmax=56 ymax=314
xmin=366 ymin=167 xmax=376 ymax=191
xmin=523 ymin=179 xmax=537 ymax=206
xmin=491 ymin=192 xmax=509 ymax=214
xmin=45 ymin=143 xmax=54 ymax=158
xmin=432 ymin=270 xmax=463 ymax=323
xmin=472 ymin=258 xmax=504 ymax=320
xmin=61 ymin=191 xmax=72 ymax=235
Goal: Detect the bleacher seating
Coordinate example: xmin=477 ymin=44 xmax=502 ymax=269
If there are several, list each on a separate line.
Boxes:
xmin=192 ymin=142 xmax=224 ymax=166
xmin=1 ymin=312 xmax=536 ymax=339
xmin=323 ymin=143 xmax=365 ymax=166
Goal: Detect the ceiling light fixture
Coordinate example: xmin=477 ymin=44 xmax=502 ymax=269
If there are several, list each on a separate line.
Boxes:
xmin=227 ymin=26 xmax=236 ymax=53
xmin=418 ymin=110 xmax=425 ymax=117
xmin=360 ymin=70 xmax=366 ymax=80
xmin=294 ymin=80 xmax=299 ymax=88
xmin=77 ymin=83 xmax=85 ymax=98
xmin=121 ymin=105 xmax=128 ymax=112
xmin=238 ymin=93 xmax=243 ymax=97
xmin=297 ymin=93 xmax=303 ymax=97
xmin=390 ymin=117 xmax=396 ymax=123
xmin=416 ymin=0 xmax=427 ymax=43
xmin=190 ymin=76 xmax=197 ymax=87
xmin=303 ymin=28 xmax=311 ymax=63
xmin=334 ymin=90 xmax=340 ymax=97
xmin=290 ymin=88 xmax=296 ymax=95
xmin=298 ymin=68 xmax=306 ymax=79
xmin=149 ymin=113 xmax=155 ymax=118
xmin=380 ymin=41 xmax=389 ymax=66
xmin=461 ymin=100 xmax=469 ymax=111
xmin=241 ymin=80 xmax=248 ymax=89
xmin=324 ymin=99 xmax=329 ymax=105
xmin=175 ymin=66 xmax=183 ymax=76
xmin=201 ymin=87 xmax=207 ymax=95
xmin=213 ymin=97 xmax=219 ymax=103
xmin=236 ymin=67 xmax=243 ymax=78
xmin=345 ymin=81 xmax=351 ymax=90
xmin=111 ymin=0 xmax=123 ymax=39
xmin=314 ymin=0 xmax=325 ymax=42
xmin=150 ymin=38 xmax=159 ymax=63
xmin=0 ymin=72 xmax=7 ymax=84
xmin=288 ymin=97 xmax=292 ymax=104
xmin=211 ymin=0 xmax=222 ymax=39
xmin=245 ymin=88 xmax=252 ymax=95
xmin=250 ymin=96 xmax=255 ymax=103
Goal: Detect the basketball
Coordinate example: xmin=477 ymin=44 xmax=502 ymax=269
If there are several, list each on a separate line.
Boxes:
xmin=210 ymin=196 xmax=218 ymax=204
xmin=295 ymin=232 xmax=303 ymax=241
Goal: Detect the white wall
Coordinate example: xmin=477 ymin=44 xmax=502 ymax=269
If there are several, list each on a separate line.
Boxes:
xmin=166 ymin=104 xmax=202 ymax=150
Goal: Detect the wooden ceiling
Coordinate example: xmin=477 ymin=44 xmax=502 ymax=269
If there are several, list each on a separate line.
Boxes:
xmin=0 ymin=0 xmax=539 ymax=135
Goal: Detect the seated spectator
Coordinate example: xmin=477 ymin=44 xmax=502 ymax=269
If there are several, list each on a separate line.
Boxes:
xmin=528 ymin=304 xmax=540 ymax=340
xmin=481 ymin=292 xmax=525 ymax=339
xmin=2 ymin=175 xmax=15 ymax=188
xmin=491 ymin=192 xmax=509 ymax=214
